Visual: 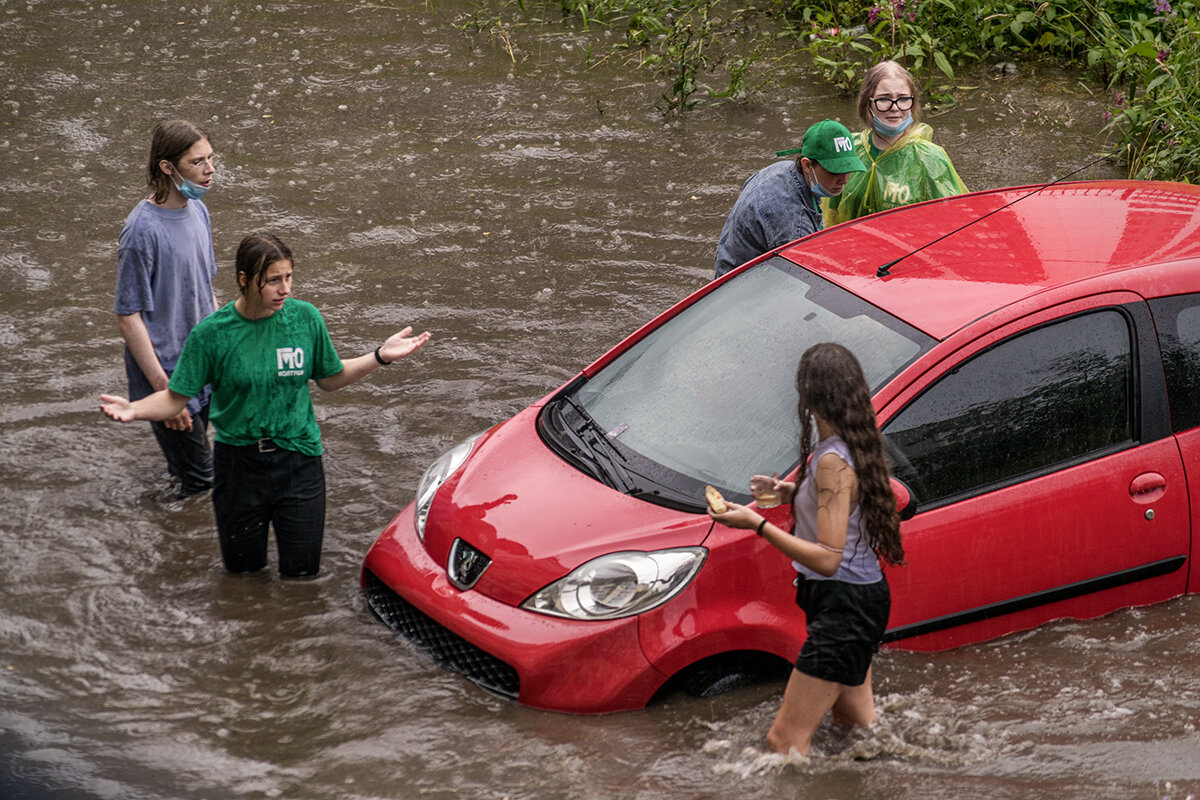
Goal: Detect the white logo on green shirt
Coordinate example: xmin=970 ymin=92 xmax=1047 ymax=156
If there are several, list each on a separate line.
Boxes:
xmin=277 ymin=347 xmax=306 ymax=376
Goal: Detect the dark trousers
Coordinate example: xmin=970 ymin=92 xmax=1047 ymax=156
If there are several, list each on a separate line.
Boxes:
xmin=212 ymin=441 xmax=326 ymax=578
xmin=150 ymin=405 xmax=214 ymax=495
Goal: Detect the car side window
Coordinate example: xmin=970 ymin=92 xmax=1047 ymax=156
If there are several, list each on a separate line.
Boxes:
xmin=1149 ymin=294 xmax=1200 ymax=433
xmin=883 ymin=309 xmax=1134 ymax=507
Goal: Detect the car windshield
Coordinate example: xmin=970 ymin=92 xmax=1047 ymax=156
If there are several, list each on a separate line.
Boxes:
xmin=548 ymin=257 xmax=933 ymax=509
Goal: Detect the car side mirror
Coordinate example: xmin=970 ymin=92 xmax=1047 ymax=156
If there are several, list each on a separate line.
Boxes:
xmin=890 ymin=476 xmax=917 ymax=521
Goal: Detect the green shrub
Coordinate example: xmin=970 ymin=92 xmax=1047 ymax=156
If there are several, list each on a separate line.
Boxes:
xmin=464 ymin=0 xmax=1199 ymax=181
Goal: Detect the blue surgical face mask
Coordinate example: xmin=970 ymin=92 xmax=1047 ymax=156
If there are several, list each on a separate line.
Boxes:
xmin=809 ymin=178 xmax=838 ymax=199
xmin=872 ymin=113 xmax=913 ymax=139
xmin=803 ymin=163 xmax=840 ymax=199
xmin=171 ymin=172 xmax=212 ymax=201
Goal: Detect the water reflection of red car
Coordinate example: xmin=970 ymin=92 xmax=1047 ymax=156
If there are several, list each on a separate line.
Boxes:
xmin=362 ymin=181 xmax=1200 ymax=713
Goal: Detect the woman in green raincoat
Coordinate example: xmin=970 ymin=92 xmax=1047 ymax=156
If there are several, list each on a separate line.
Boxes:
xmin=824 ymin=61 xmax=967 ymax=225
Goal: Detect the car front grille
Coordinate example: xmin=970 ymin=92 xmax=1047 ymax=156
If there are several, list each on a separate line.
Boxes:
xmin=362 ymin=569 xmax=520 ymax=701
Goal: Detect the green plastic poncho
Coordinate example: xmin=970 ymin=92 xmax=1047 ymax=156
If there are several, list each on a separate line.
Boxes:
xmin=823 ymin=123 xmax=967 ymax=226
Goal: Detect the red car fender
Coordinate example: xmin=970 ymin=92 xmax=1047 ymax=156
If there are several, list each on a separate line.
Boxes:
xmin=637 ymin=520 xmax=804 ymax=680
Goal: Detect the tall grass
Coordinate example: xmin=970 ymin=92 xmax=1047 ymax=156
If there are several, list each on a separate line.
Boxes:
xmin=463 ymin=0 xmax=1199 ymax=181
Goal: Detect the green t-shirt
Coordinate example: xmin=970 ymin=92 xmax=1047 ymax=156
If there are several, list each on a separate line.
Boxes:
xmin=170 ymin=299 xmax=344 ymax=456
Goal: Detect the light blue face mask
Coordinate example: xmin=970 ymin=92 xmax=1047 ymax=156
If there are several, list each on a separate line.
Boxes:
xmin=872 ymin=113 xmax=913 ymax=139
xmin=171 ymin=172 xmax=212 ymax=201
xmin=808 ymin=177 xmax=838 ymax=199
xmin=803 ymin=163 xmax=840 ymax=199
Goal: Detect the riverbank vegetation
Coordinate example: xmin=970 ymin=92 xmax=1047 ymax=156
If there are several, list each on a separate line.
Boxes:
xmin=461 ymin=0 xmax=1198 ymax=182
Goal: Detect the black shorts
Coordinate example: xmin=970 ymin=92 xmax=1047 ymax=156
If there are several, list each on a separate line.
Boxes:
xmin=794 ymin=575 xmax=891 ymax=687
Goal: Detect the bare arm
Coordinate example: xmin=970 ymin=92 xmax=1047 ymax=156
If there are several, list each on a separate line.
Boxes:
xmin=315 ymin=327 xmax=432 ymax=392
xmin=116 ymin=312 xmax=195 ymax=432
xmin=100 ymin=389 xmax=191 ymax=423
xmin=710 ymin=453 xmax=856 ymax=577
xmin=116 ymin=312 xmax=169 ymax=390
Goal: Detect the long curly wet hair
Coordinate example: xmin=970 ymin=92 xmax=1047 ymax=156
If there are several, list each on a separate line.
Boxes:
xmin=795 ymin=342 xmax=905 ymax=565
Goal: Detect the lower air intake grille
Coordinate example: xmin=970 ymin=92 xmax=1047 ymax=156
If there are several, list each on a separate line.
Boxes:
xmin=362 ymin=570 xmax=519 ymax=700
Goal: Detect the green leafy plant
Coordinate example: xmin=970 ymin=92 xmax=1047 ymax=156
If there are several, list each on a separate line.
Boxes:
xmin=462 ymin=0 xmax=1199 ymax=180
xmin=1092 ymin=0 xmax=1200 ymax=179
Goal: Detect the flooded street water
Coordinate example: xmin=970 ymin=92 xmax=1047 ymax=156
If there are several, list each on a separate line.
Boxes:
xmin=2 ymin=1 xmax=1197 ymax=798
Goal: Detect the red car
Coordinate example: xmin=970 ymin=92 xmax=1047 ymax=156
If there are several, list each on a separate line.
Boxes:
xmin=362 ymin=181 xmax=1200 ymax=713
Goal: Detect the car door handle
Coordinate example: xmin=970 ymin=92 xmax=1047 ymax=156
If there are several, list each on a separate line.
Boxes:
xmin=1129 ymin=472 xmax=1166 ymax=504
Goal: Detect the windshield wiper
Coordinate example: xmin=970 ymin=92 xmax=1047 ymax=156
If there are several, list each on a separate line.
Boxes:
xmin=537 ymin=390 xmax=708 ymax=513
xmin=559 ymin=396 xmax=637 ymax=494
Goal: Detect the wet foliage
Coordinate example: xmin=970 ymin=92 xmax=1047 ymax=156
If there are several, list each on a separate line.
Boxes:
xmin=463 ymin=0 xmax=1199 ymax=181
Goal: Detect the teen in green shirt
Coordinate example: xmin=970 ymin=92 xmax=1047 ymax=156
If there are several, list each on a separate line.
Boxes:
xmin=102 ymin=232 xmax=431 ymax=578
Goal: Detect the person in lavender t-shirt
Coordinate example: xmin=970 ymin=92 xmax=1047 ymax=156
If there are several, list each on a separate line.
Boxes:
xmin=708 ymin=343 xmax=906 ymax=756
xmin=114 ymin=120 xmax=219 ymax=495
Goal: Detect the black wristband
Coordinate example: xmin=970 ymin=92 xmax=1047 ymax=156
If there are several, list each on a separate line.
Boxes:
xmin=756 ymin=518 xmax=767 ymax=537
xmin=373 ymin=346 xmax=391 ymax=366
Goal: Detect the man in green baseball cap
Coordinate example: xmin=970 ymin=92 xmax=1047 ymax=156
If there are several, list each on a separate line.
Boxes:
xmin=798 ymin=118 xmax=869 ymax=175
xmin=714 ymin=119 xmax=866 ymax=279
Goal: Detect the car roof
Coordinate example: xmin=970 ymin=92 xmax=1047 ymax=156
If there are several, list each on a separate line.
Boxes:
xmin=777 ymin=180 xmax=1200 ymax=340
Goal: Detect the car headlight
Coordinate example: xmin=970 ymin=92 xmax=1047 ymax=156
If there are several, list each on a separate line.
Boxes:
xmin=414 ymin=433 xmax=482 ymax=540
xmin=522 ymin=548 xmax=707 ymax=621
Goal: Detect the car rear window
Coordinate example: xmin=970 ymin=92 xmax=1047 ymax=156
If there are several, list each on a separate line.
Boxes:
xmin=1150 ymin=293 xmax=1200 ymax=433
xmin=570 ymin=258 xmax=932 ymax=499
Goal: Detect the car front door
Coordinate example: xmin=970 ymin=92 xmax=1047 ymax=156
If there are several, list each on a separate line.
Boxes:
xmin=878 ymin=295 xmax=1190 ymax=651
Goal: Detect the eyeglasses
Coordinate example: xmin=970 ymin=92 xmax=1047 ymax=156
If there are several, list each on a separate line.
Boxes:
xmin=177 ymin=154 xmax=220 ymax=170
xmin=871 ymin=96 xmax=915 ymax=112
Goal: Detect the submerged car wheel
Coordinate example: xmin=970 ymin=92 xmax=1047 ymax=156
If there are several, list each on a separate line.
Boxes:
xmin=673 ymin=652 xmax=789 ymax=699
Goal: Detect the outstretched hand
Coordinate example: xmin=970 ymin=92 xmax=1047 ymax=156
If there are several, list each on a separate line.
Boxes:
xmin=99 ymin=394 xmax=136 ymax=423
xmin=378 ymin=326 xmax=432 ymax=363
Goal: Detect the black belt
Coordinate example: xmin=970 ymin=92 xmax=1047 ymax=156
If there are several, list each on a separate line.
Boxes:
xmin=221 ymin=438 xmax=290 ymax=453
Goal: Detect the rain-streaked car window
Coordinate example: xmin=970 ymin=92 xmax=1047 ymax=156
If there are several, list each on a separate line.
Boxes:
xmin=883 ymin=309 xmax=1134 ymax=507
xmin=574 ymin=258 xmax=931 ymax=494
xmin=1150 ymin=294 xmax=1200 ymax=433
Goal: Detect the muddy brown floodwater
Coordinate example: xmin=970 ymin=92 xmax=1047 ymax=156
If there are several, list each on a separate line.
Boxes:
xmin=1 ymin=1 xmax=1197 ymax=798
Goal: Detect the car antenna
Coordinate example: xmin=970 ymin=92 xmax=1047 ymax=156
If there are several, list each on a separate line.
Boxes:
xmin=875 ymin=153 xmax=1114 ymax=278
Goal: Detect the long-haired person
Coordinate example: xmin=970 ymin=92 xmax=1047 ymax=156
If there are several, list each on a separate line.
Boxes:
xmin=115 ymin=119 xmax=220 ymax=495
xmin=709 ymin=342 xmax=905 ymax=755
xmin=824 ymin=60 xmax=966 ymax=224
xmin=102 ymin=232 xmax=431 ymax=579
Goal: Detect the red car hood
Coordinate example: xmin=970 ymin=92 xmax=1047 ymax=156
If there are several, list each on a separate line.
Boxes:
xmin=422 ymin=404 xmax=712 ymax=607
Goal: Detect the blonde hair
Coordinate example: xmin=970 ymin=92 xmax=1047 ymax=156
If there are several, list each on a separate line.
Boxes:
xmin=856 ymin=61 xmax=921 ymax=127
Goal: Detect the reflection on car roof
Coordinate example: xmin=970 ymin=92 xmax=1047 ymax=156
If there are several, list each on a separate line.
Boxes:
xmin=778 ymin=181 xmax=1200 ymax=341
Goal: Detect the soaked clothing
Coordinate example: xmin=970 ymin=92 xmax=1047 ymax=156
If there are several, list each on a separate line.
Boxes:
xmin=115 ymin=198 xmax=217 ymax=414
xmin=790 ymin=434 xmax=890 ymax=685
xmin=714 ymin=160 xmax=822 ymax=278
xmin=791 ymin=436 xmax=882 ymax=584
xmin=794 ymin=573 xmax=890 ymax=686
xmin=169 ymin=298 xmax=344 ymax=577
xmin=115 ymin=197 xmax=217 ymax=494
xmin=213 ymin=442 xmax=325 ymax=578
xmin=823 ymin=124 xmax=966 ymax=225
xmin=169 ymin=299 xmax=343 ymax=456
